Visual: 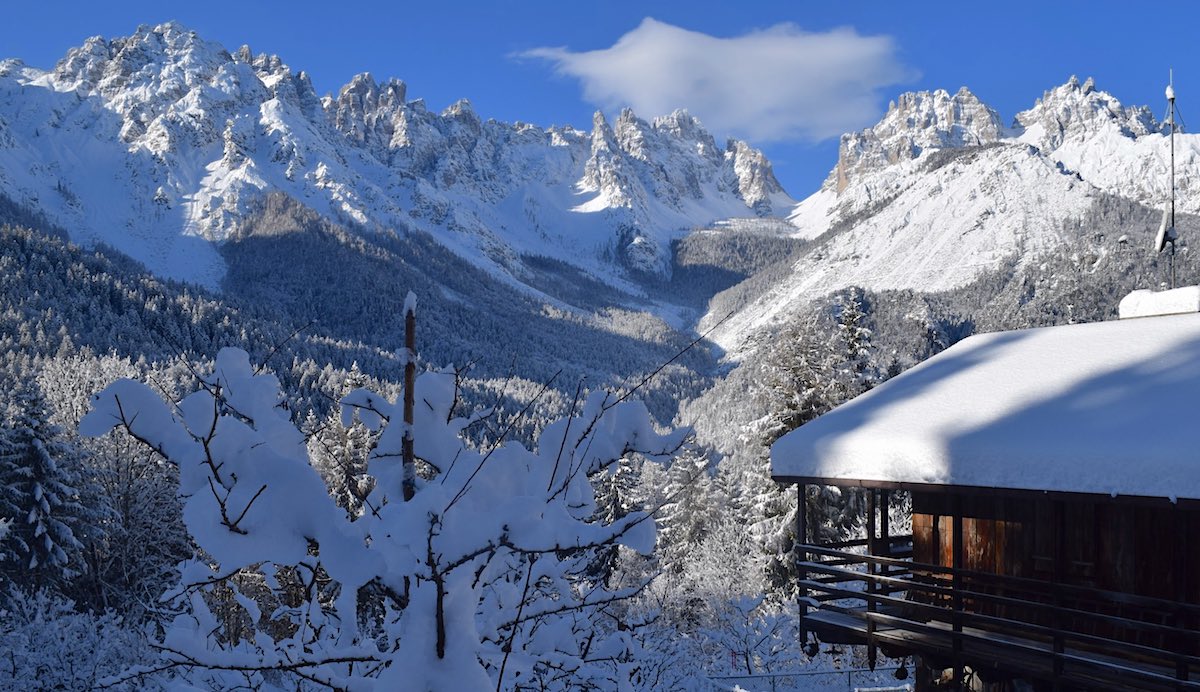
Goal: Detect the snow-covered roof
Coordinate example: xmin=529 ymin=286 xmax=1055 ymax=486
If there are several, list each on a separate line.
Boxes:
xmin=1119 ymin=286 xmax=1200 ymax=319
xmin=771 ymin=313 xmax=1200 ymax=501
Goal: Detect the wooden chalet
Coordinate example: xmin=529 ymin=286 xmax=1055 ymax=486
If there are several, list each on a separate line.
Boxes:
xmin=771 ymin=293 xmax=1200 ymax=691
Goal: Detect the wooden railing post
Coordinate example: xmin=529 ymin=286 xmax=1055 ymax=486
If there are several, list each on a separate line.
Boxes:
xmin=867 ymin=488 xmax=878 ymax=670
xmin=881 ymin=489 xmax=890 ymax=545
xmin=1052 ymin=499 xmax=1065 ymax=691
xmin=931 ymin=510 xmax=942 ymax=608
xmin=1176 ymin=509 xmax=1190 ymax=686
xmin=797 ymin=483 xmax=808 ymax=645
xmin=952 ymin=495 xmax=964 ymax=689
xmin=880 ymin=490 xmax=891 ymax=583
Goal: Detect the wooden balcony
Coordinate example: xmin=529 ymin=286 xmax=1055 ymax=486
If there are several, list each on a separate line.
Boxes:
xmin=797 ymin=538 xmax=1200 ymax=690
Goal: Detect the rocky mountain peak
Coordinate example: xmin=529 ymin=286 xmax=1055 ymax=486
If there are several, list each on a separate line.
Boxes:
xmin=831 ymin=86 xmax=1002 ymax=192
xmin=1013 ymin=76 xmax=1158 ymax=151
xmin=653 ymin=109 xmax=703 ymax=137
xmin=45 ymin=20 xmax=303 ymax=154
xmin=52 ymin=22 xmax=231 ymax=98
xmin=333 ymin=72 xmax=407 ymax=148
xmin=0 ymin=58 xmax=30 ymax=81
xmin=581 ymin=110 xmax=639 ymax=207
xmin=0 ymin=24 xmax=794 ymax=286
xmin=613 ymin=108 xmax=653 ymax=161
xmin=726 ymin=139 xmax=785 ymax=213
xmin=653 ymin=110 xmax=721 ymax=160
xmin=442 ymin=98 xmax=476 ymax=119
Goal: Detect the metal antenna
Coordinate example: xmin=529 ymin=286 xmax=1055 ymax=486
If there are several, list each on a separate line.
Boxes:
xmin=1157 ymin=70 xmax=1180 ymax=288
xmin=1170 ymin=70 xmax=1176 ymax=288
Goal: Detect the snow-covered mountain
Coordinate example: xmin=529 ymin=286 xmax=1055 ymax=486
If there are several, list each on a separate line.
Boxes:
xmin=4 ymin=23 xmax=1195 ymax=369
xmin=0 ymin=22 xmax=791 ymax=289
xmin=706 ymin=76 xmax=1195 ymax=357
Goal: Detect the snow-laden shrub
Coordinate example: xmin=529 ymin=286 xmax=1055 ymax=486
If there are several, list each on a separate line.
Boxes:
xmin=82 ymin=346 xmax=687 ymax=689
xmin=0 ymin=589 xmax=148 ymax=690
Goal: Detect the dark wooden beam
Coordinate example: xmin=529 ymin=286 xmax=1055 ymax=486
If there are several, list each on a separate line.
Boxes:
xmin=771 ymin=475 xmax=1200 ymax=510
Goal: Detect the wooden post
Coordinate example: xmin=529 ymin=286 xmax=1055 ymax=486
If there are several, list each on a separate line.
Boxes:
xmin=1175 ymin=508 xmax=1189 ymax=685
xmin=797 ymin=483 xmax=809 ymax=644
xmin=880 ymin=489 xmax=890 ymax=550
xmin=867 ymin=488 xmax=878 ymax=671
xmin=932 ymin=512 xmax=942 ymax=567
xmin=932 ymin=510 xmax=942 ymax=609
xmin=931 ymin=503 xmax=940 ymax=611
xmin=402 ymin=294 xmax=416 ymax=502
xmin=952 ymin=495 xmax=964 ymax=689
xmin=1052 ymin=500 xmax=1065 ymax=691
xmin=880 ymin=489 xmax=891 ymax=580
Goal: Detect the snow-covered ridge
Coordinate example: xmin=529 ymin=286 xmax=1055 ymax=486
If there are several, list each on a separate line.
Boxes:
xmin=714 ymin=76 xmax=1191 ymax=357
xmin=0 ymin=21 xmax=793 ymax=288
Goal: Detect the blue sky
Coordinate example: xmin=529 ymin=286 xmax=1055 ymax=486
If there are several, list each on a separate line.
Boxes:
xmin=3 ymin=2 xmax=1195 ymax=195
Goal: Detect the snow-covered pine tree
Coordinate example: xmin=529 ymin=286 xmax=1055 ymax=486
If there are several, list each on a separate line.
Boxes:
xmin=651 ymin=446 xmax=714 ymax=572
xmin=589 ymin=453 xmax=642 ymax=582
xmin=759 ymin=305 xmax=854 ymax=449
xmin=833 ymin=286 xmax=877 ymax=399
xmin=0 ymin=381 xmax=87 ymax=592
xmin=749 ymin=295 xmax=880 ymax=594
xmin=308 ymin=362 xmax=376 ymax=518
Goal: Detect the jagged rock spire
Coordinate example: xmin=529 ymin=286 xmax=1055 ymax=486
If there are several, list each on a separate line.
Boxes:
xmin=832 ymin=86 xmax=1002 ymax=193
xmin=1013 ymin=76 xmax=1157 ymax=151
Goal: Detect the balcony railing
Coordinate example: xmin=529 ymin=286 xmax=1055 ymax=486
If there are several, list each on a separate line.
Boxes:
xmin=797 ymin=538 xmax=1200 ymax=691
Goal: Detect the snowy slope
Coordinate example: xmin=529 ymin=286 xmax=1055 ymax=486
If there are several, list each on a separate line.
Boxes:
xmin=0 ymin=23 xmax=792 ymax=290
xmin=707 ymin=77 xmax=1189 ymax=358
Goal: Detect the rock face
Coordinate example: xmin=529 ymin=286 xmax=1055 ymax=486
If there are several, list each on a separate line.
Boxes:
xmin=832 ymin=87 xmax=1003 ymax=192
xmin=1014 ymin=76 xmax=1158 ymax=152
xmin=0 ymin=22 xmax=793 ymax=287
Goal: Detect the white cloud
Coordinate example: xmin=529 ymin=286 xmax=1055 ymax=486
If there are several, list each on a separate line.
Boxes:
xmin=522 ymin=18 xmax=915 ymax=142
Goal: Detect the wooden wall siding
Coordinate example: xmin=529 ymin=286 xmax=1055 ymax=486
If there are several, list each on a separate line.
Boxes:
xmin=912 ymin=492 xmax=1200 ymax=601
xmin=910 ymin=490 xmax=1200 ymax=652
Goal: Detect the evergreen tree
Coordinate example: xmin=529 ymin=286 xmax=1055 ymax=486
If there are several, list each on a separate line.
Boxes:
xmin=590 ymin=455 xmax=641 ymax=582
xmin=0 ymin=382 xmax=87 ymax=592
xmin=654 ymin=448 xmax=714 ymax=570
xmin=308 ymin=362 xmax=376 ymax=518
xmin=833 ymin=286 xmax=877 ymax=399
xmin=761 ymin=313 xmax=839 ymax=446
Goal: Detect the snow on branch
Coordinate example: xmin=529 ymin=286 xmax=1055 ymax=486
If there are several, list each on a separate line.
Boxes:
xmin=82 ymin=345 xmax=689 ymax=689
